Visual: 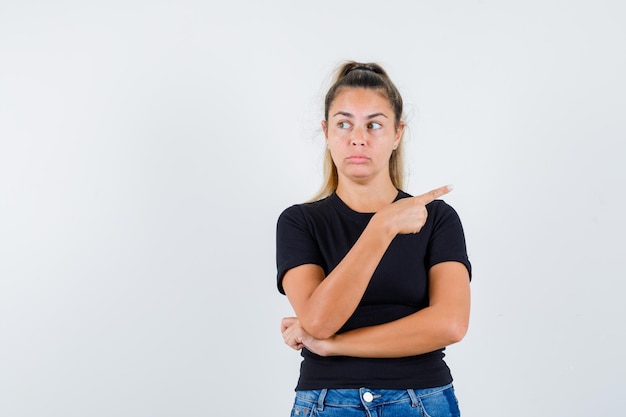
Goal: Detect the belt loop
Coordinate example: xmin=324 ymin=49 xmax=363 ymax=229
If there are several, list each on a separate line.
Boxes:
xmin=407 ymin=389 xmax=419 ymax=407
xmin=317 ymin=389 xmax=328 ymax=411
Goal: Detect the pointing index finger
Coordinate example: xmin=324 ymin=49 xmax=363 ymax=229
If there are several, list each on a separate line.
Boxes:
xmin=415 ymin=184 xmax=454 ymax=205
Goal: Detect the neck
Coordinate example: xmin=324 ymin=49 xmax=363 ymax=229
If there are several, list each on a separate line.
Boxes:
xmin=336 ymin=180 xmax=398 ymax=213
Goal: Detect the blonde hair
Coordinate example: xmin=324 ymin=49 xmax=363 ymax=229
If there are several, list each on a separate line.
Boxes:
xmin=310 ymin=61 xmax=406 ymax=201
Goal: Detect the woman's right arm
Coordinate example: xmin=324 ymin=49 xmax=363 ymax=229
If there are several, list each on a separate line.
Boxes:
xmin=282 ymin=215 xmax=395 ymax=339
xmin=282 ymin=185 xmax=452 ymax=339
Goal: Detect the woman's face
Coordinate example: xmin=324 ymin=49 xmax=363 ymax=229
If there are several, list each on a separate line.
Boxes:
xmin=322 ymin=87 xmax=403 ymax=186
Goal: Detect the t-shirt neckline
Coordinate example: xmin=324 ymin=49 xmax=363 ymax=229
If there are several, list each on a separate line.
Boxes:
xmin=329 ymin=190 xmax=407 ymax=217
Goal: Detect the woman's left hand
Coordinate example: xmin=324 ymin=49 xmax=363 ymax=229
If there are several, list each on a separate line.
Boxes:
xmin=281 ymin=317 xmax=331 ymax=356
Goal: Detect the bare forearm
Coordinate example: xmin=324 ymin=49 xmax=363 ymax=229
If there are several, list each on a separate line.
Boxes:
xmin=321 ymin=262 xmax=471 ymax=358
xmin=323 ymin=307 xmax=468 ymax=358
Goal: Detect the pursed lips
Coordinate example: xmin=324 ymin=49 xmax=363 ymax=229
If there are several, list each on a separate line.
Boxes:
xmin=345 ymin=155 xmax=370 ymax=163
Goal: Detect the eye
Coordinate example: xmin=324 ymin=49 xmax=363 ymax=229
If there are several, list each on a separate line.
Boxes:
xmin=337 ymin=121 xmax=351 ymax=129
xmin=368 ymin=122 xmax=382 ymax=130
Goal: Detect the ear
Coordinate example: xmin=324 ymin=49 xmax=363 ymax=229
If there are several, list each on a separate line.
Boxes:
xmin=321 ymin=120 xmax=329 ymax=142
xmin=393 ymin=121 xmax=405 ymax=148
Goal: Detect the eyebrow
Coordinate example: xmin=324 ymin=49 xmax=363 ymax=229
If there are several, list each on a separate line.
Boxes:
xmin=332 ymin=111 xmax=389 ymax=119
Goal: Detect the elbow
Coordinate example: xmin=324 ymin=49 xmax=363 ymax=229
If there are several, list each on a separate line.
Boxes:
xmin=310 ymin=329 xmax=335 ymax=340
xmin=445 ymin=318 xmax=469 ymax=345
xmin=302 ymin=317 xmax=337 ymax=340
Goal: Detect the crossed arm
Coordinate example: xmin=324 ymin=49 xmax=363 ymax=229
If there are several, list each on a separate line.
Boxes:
xmin=282 ymin=261 xmax=470 ymax=358
xmin=280 ymin=186 xmax=471 ymax=358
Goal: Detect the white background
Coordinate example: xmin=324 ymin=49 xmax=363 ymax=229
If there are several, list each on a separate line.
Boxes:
xmin=1 ymin=1 xmax=625 ymax=416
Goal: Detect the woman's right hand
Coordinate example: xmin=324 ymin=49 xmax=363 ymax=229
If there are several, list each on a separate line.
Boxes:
xmin=376 ymin=185 xmax=453 ymax=235
xmin=281 ymin=317 xmax=333 ymax=356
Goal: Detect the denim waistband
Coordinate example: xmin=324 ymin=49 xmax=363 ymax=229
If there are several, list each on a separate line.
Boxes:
xmin=295 ymin=383 xmax=453 ymax=410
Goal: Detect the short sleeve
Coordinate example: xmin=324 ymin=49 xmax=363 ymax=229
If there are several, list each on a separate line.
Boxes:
xmin=425 ymin=201 xmax=472 ymax=279
xmin=276 ymin=205 xmax=324 ymax=294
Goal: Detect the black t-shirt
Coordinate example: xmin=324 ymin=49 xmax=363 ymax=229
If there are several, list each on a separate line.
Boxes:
xmin=276 ymin=190 xmax=471 ymax=390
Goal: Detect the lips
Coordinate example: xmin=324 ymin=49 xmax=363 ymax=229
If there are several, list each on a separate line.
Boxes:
xmin=346 ymin=155 xmax=370 ymax=163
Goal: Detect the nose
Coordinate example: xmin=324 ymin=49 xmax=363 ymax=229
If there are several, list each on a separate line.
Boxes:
xmin=350 ymin=127 xmax=366 ymax=146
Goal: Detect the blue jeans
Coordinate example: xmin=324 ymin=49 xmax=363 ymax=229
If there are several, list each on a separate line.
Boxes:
xmin=290 ymin=384 xmax=460 ymax=417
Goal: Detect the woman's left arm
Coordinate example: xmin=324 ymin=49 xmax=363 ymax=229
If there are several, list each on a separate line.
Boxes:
xmin=282 ymin=261 xmax=470 ymax=358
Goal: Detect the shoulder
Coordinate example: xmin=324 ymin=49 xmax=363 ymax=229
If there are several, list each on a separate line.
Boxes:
xmin=428 ymin=199 xmax=459 ymax=215
xmin=277 ymin=196 xmax=334 ymax=226
xmin=428 ymin=200 xmax=465 ymax=230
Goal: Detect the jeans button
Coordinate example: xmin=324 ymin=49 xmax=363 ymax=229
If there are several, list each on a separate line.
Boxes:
xmin=363 ymin=392 xmax=374 ymax=402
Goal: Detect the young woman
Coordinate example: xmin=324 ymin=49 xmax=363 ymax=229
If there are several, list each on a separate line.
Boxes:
xmin=276 ymin=61 xmax=471 ymax=416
